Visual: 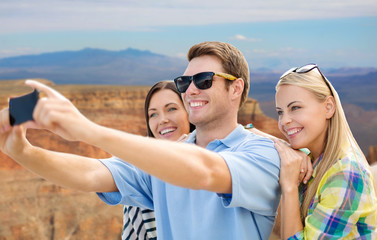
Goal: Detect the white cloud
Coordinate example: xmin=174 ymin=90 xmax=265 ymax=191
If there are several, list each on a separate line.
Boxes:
xmin=0 ymin=48 xmax=40 ymax=58
xmin=232 ymin=34 xmax=261 ymax=42
xmin=0 ymin=0 xmax=376 ymax=33
xmin=175 ymin=52 xmax=187 ymax=58
xmin=251 ymin=47 xmax=307 ymax=57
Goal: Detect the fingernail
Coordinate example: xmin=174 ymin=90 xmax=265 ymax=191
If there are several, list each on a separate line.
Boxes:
xmin=301 ymin=169 xmax=305 ymax=173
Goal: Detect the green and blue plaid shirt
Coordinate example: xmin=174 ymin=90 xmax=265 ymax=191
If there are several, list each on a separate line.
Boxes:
xmin=289 ymin=147 xmax=377 ymax=239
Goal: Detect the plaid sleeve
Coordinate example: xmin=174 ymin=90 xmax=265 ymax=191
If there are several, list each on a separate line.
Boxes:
xmin=298 ymin=156 xmax=377 ymax=239
xmin=288 ymin=230 xmax=304 ymax=239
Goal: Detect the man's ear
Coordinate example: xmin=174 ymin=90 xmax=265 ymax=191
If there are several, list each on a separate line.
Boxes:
xmin=325 ymin=96 xmax=336 ymax=119
xmin=230 ymin=78 xmax=244 ymax=100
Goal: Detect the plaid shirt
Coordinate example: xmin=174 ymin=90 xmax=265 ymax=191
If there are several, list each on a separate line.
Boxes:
xmin=289 ymin=147 xmax=377 ymax=239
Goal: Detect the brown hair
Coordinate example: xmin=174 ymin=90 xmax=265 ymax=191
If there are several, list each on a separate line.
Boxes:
xmin=187 ymin=41 xmax=250 ymax=108
xmin=144 ymin=80 xmax=195 ymax=137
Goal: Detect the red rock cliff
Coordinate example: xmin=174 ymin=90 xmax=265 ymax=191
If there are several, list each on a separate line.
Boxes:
xmin=367 ymin=145 xmax=377 ymax=165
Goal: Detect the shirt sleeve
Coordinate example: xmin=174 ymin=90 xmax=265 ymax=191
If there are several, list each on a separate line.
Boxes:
xmin=296 ymin=157 xmax=377 ymax=239
xmin=96 ymin=157 xmax=154 ymax=209
xmin=288 ymin=230 xmax=304 ymax=240
xmin=219 ymin=136 xmax=281 ymax=216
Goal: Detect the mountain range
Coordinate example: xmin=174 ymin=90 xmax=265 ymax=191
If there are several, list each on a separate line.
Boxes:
xmin=1 ymin=48 xmax=376 ymax=111
xmin=0 ymin=48 xmax=187 ymax=85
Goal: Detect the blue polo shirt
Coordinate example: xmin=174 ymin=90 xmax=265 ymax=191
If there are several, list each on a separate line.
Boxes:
xmin=97 ymin=125 xmax=281 ymax=239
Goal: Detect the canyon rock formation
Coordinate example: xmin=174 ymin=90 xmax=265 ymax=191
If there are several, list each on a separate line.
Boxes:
xmin=367 ymin=145 xmax=377 ymax=165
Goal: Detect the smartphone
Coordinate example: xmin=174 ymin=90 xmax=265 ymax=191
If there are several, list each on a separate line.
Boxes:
xmin=9 ymin=89 xmax=39 ymax=126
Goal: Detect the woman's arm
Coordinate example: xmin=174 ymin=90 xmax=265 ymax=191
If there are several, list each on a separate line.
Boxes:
xmin=274 ymin=140 xmax=305 ymax=238
xmin=0 ymin=117 xmax=116 ymax=192
xmin=17 ymin=142 xmax=117 ymax=192
xmin=0 ymin=106 xmax=115 ymax=192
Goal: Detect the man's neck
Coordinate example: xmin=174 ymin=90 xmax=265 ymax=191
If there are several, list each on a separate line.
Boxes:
xmin=195 ymin=121 xmax=238 ymax=148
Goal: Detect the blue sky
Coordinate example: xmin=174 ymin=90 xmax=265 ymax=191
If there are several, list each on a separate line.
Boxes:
xmin=1 ymin=0 xmax=376 ymax=70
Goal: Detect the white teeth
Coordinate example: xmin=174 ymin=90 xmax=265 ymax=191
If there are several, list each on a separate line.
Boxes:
xmin=160 ymin=128 xmax=175 ymax=135
xmin=287 ymin=128 xmax=301 ymax=136
xmin=190 ymin=102 xmax=205 ymax=107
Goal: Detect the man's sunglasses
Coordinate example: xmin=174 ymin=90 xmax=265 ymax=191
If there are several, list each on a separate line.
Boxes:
xmin=174 ymin=71 xmax=238 ymax=93
xmin=280 ymin=63 xmax=333 ymax=95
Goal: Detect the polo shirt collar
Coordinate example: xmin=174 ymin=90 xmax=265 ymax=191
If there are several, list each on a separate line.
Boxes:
xmin=185 ymin=124 xmax=246 ymax=148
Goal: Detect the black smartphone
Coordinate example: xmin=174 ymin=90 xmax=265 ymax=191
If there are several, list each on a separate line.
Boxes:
xmin=9 ymin=89 xmax=39 ymax=126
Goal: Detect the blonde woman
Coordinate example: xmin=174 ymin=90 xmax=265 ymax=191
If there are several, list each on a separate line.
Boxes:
xmin=274 ymin=64 xmax=377 ymax=239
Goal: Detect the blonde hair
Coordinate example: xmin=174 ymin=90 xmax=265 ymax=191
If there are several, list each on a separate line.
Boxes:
xmin=276 ymin=68 xmax=367 ymax=223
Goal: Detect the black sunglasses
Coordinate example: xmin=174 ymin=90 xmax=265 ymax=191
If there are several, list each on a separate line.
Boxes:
xmin=174 ymin=71 xmax=238 ymax=93
xmin=280 ymin=63 xmax=333 ymax=95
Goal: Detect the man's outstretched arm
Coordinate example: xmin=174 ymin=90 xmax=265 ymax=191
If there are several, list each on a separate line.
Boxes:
xmin=22 ymin=80 xmax=232 ymax=194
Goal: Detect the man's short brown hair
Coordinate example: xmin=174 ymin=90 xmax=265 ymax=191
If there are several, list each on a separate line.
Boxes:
xmin=187 ymin=41 xmax=250 ymax=108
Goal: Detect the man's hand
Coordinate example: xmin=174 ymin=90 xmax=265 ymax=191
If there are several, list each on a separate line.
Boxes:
xmin=25 ymin=79 xmax=96 ymax=142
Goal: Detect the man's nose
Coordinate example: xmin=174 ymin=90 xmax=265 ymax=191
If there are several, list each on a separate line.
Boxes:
xmin=185 ymin=81 xmax=200 ymax=95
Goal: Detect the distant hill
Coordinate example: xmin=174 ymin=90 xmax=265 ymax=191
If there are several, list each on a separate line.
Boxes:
xmin=250 ymin=70 xmax=377 ymax=111
xmin=0 ymin=48 xmax=187 ymax=85
xmin=330 ymin=71 xmax=377 ymax=111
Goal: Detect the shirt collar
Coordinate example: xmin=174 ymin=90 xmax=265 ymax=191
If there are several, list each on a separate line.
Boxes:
xmin=185 ymin=124 xmax=247 ymax=148
xmin=219 ymin=124 xmax=247 ymax=148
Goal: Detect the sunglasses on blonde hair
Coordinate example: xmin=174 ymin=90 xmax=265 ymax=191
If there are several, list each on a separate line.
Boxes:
xmin=280 ymin=63 xmax=333 ymax=95
xmin=174 ymin=71 xmax=238 ymax=93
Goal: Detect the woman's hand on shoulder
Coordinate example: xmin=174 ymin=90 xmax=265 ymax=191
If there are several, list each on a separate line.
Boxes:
xmin=274 ymin=139 xmax=313 ymax=192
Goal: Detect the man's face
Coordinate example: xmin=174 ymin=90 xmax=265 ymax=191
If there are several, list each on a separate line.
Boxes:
xmin=181 ymin=55 xmax=233 ymax=127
